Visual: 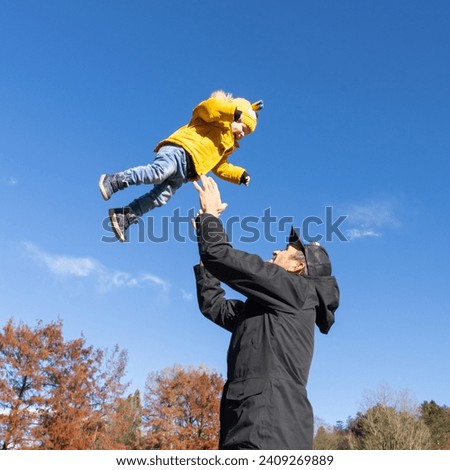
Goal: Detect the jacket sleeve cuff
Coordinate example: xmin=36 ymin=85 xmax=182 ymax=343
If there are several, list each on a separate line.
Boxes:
xmin=240 ymin=171 xmax=250 ymax=184
xmin=193 ymin=264 xmax=204 ymax=278
xmin=194 ymin=263 xmax=218 ymax=282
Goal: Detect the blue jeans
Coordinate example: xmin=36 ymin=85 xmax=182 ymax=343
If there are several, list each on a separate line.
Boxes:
xmin=123 ymin=145 xmax=189 ymax=216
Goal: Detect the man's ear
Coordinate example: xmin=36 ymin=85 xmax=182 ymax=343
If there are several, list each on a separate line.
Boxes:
xmin=298 ymin=260 xmax=307 ymax=274
xmin=289 ymin=260 xmax=306 ymax=274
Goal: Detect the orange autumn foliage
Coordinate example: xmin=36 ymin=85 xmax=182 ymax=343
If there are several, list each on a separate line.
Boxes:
xmin=143 ymin=365 xmax=223 ymax=450
xmin=0 ymin=318 xmax=128 ymax=449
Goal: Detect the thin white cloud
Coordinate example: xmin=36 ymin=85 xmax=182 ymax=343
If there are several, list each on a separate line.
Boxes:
xmin=346 ymin=228 xmax=382 ymax=241
xmin=344 ymin=200 xmax=400 ymax=241
xmin=23 ymin=242 xmax=170 ymax=293
xmin=141 ymin=274 xmax=170 ymax=291
xmin=180 ymin=288 xmax=194 ymax=301
xmin=24 ymin=242 xmax=101 ymax=277
xmin=104 ymin=271 xmax=170 ymax=292
xmin=2 ymin=176 xmax=18 ymax=186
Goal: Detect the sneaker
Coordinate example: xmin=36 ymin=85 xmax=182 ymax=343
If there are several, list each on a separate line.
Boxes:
xmin=99 ymin=173 xmax=129 ymax=201
xmin=108 ymin=208 xmax=138 ymax=242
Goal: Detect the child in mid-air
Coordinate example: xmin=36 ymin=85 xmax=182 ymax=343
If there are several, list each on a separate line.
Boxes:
xmin=99 ymin=90 xmax=263 ymax=242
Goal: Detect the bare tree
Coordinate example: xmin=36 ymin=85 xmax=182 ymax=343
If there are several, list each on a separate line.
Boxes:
xmin=348 ymin=384 xmax=432 ymax=449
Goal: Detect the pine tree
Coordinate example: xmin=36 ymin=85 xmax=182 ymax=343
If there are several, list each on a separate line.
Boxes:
xmin=420 ymin=401 xmax=450 ymax=449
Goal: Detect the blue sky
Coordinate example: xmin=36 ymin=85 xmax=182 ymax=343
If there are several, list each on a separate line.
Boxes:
xmin=1 ymin=0 xmax=449 ymax=426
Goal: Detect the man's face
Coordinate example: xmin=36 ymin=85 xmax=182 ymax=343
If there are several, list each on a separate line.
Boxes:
xmin=268 ymin=243 xmax=305 ymax=273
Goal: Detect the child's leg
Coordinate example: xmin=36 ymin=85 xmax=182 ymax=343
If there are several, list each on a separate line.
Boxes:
xmin=108 ymin=177 xmax=181 ymax=242
xmin=104 ymin=145 xmax=189 ymax=241
xmin=123 ymin=146 xmax=181 ymax=186
xmin=128 ymin=178 xmax=184 ymax=216
xmin=99 ymin=146 xmax=185 ymax=201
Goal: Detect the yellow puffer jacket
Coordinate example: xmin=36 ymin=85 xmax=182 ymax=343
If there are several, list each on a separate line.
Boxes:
xmin=154 ymin=97 xmax=246 ymax=184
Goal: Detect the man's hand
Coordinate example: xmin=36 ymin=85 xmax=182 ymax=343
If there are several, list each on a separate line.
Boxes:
xmin=193 ymin=175 xmax=228 ymax=218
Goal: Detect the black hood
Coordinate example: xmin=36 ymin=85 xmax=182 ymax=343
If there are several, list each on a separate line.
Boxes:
xmin=288 ymin=226 xmax=339 ymax=333
xmin=310 ymin=275 xmax=340 ymax=334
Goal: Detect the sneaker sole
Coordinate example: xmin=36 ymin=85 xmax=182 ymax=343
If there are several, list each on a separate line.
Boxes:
xmin=99 ymin=174 xmax=111 ymax=201
xmin=109 ymin=210 xmax=126 ymax=243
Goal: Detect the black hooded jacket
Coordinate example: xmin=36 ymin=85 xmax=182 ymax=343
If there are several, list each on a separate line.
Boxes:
xmin=194 ymin=214 xmax=340 ymax=450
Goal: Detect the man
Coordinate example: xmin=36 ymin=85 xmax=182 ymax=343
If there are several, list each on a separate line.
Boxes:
xmin=193 ymin=176 xmax=340 ymax=450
